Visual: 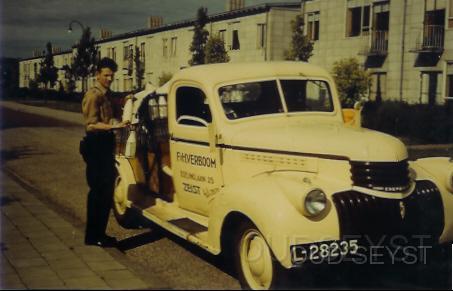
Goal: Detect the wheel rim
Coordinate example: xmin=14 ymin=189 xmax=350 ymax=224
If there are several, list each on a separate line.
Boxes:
xmin=113 ymin=176 xmax=127 ymax=216
xmin=239 ymin=229 xmax=274 ymax=290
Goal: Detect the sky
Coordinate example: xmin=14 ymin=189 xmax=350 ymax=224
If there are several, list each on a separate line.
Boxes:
xmin=1 ymin=0 xmax=296 ymax=59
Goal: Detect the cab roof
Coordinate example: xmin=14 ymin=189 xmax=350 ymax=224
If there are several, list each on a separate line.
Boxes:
xmin=170 ymin=61 xmax=333 ymax=88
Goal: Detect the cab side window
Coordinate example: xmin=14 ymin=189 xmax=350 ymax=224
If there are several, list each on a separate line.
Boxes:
xmin=176 ymin=86 xmax=212 ymax=126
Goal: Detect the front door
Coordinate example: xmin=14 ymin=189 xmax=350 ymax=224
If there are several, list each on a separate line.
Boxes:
xmin=170 ymin=84 xmax=223 ymax=216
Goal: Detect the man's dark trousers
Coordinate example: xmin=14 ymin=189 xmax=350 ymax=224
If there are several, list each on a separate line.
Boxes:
xmin=81 ymin=131 xmax=116 ymax=241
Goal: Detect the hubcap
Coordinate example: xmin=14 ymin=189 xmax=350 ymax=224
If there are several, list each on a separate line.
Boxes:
xmin=240 ymin=229 xmax=273 ymax=290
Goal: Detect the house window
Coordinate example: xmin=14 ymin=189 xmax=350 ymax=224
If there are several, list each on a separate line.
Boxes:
xmin=369 ymin=73 xmax=387 ymax=102
xmin=171 ymin=37 xmax=177 ymax=57
xmin=307 ymin=12 xmax=320 ymax=41
xmin=219 ymin=29 xmax=226 ymax=42
xmin=140 ymin=42 xmax=146 ymax=62
xmin=447 ymin=74 xmax=453 ymax=98
xmin=420 ymin=72 xmax=442 ymax=105
xmin=123 ymin=44 xmax=132 ymax=61
xmin=362 ymin=5 xmax=370 ymax=34
xmin=232 ymin=30 xmax=240 ymax=50
xmin=346 ymin=1 xmax=370 ymax=37
xmin=163 ymin=38 xmax=168 ymax=57
xmin=111 ymin=47 xmax=116 ymax=62
xmin=257 ymin=24 xmax=267 ymax=48
xmin=449 ymin=0 xmax=453 ymax=28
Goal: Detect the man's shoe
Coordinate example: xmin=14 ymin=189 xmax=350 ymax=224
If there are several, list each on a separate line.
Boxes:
xmin=85 ymin=235 xmax=117 ymax=247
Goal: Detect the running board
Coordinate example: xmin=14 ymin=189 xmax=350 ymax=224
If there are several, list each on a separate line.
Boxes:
xmin=133 ymin=202 xmax=217 ymax=254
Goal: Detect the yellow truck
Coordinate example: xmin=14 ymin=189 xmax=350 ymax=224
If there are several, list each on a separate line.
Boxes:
xmin=113 ymin=62 xmax=453 ymax=290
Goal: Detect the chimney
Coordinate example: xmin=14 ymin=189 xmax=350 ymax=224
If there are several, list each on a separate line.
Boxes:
xmin=99 ymin=29 xmax=112 ymax=40
xmin=148 ymin=16 xmax=163 ymax=29
xmin=227 ymin=0 xmax=245 ymax=11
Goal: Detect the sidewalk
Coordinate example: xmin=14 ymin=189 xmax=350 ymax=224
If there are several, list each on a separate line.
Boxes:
xmin=0 ymin=171 xmax=153 ymax=289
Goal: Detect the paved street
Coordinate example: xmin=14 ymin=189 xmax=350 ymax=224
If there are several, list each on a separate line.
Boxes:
xmin=0 ymin=102 xmax=241 ymax=290
xmin=1 ymin=171 xmax=156 ymax=289
xmin=0 ymin=101 xmax=451 ymax=289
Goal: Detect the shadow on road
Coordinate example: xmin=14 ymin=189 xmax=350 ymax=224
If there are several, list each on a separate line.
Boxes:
xmin=0 ymin=196 xmax=21 ymax=206
xmin=120 ymin=221 xmax=452 ymax=289
xmin=117 ymin=229 xmax=165 ymax=252
xmin=0 ymin=107 xmax=79 ymax=129
xmin=0 ymin=146 xmax=45 ymax=163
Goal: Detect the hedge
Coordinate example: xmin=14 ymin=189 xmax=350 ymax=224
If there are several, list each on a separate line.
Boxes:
xmin=362 ymin=101 xmax=453 ymax=144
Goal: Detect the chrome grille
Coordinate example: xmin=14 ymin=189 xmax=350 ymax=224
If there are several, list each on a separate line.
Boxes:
xmin=332 ymin=180 xmax=444 ymax=241
xmin=350 ymin=160 xmax=410 ymax=192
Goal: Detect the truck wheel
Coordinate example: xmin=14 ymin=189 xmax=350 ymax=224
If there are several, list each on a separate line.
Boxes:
xmin=113 ymin=175 xmax=139 ymax=229
xmin=234 ymin=221 xmax=284 ymax=290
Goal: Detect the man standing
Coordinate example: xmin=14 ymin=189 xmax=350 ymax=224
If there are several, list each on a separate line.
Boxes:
xmin=80 ymin=57 xmax=128 ymax=247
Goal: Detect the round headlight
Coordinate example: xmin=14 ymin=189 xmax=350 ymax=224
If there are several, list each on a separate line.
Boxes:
xmin=304 ymin=189 xmax=327 ymax=217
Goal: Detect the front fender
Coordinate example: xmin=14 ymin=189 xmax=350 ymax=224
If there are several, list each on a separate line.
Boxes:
xmin=208 ymin=173 xmax=340 ymax=269
xmin=411 ymin=157 xmax=453 ymax=243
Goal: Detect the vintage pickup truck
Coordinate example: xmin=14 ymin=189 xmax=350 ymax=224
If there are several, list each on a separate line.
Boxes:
xmin=113 ymin=62 xmax=453 ymax=290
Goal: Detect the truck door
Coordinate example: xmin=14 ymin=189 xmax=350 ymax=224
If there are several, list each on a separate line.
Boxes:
xmin=169 ymin=85 xmax=223 ymax=217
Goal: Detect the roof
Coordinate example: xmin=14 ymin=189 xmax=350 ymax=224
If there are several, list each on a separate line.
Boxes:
xmin=20 ymin=49 xmax=73 ymax=62
xmin=20 ymin=2 xmax=300 ymax=62
xmin=96 ymin=2 xmax=300 ymax=45
xmin=169 ymin=62 xmax=333 ymax=88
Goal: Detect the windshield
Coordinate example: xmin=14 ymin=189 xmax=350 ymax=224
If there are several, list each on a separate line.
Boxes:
xmin=218 ymin=79 xmax=334 ymax=120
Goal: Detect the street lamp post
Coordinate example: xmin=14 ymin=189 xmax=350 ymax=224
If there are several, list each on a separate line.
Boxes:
xmin=68 ymin=20 xmax=85 ymax=34
xmin=67 ymin=20 xmax=87 ymax=92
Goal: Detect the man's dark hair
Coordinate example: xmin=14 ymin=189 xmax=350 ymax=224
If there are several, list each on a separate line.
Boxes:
xmin=97 ymin=57 xmax=118 ymax=72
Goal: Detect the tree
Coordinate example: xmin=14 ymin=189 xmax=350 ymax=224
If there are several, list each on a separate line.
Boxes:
xmin=189 ymin=7 xmax=209 ymax=66
xmin=205 ymin=36 xmax=230 ymax=64
xmin=72 ymin=27 xmax=98 ymax=92
xmin=38 ymin=42 xmax=58 ymax=89
xmin=285 ymin=15 xmax=314 ymax=62
xmin=134 ymin=46 xmax=145 ymax=90
xmin=332 ymin=58 xmax=371 ymax=108
xmin=62 ymin=64 xmax=76 ymax=93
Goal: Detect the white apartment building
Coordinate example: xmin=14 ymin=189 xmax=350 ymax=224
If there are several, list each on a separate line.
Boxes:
xmin=19 ymin=2 xmax=301 ymax=93
xmin=302 ymin=0 xmax=453 ymax=105
xmin=19 ymin=0 xmax=453 ymax=106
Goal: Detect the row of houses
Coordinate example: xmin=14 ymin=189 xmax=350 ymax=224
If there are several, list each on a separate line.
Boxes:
xmin=19 ymin=0 xmax=453 ymax=105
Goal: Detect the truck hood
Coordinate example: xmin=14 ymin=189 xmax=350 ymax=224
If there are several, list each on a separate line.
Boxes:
xmin=228 ymin=122 xmax=408 ymax=162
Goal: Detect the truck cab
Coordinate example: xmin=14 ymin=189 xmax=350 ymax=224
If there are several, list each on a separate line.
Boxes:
xmin=113 ymin=62 xmax=453 ymax=290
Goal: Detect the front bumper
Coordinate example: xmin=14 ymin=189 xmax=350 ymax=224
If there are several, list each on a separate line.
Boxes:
xmin=290 ymin=180 xmax=445 ymax=266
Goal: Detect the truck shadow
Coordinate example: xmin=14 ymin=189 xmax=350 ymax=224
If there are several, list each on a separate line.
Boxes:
xmin=117 ymin=229 xmax=165 ymax=252
xmin=117 ymin=222 xmax=451 ymax=289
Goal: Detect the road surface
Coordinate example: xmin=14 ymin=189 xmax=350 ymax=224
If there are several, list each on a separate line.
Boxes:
xmin=1 ymin=104 xmax=451 ymax=289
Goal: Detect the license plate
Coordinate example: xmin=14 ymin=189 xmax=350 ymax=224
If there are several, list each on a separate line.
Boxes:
xmin=291 ymin=239 xmax=360 ymax=264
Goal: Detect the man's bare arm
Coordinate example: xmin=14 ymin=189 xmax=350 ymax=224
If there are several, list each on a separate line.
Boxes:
xmin=87 ymin=121 xmax=130 ymax=132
